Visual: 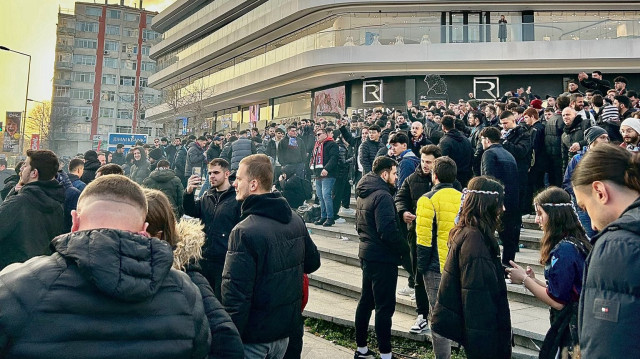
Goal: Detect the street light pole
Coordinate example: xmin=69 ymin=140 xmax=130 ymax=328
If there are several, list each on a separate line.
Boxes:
xmin=0 ymin=45 xmax=31 ymax=155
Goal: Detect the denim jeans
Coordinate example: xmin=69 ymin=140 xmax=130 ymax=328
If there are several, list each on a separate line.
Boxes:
xmin=315 ymin=177 xmax=336 ymax=220
xmin=244 ymin=337 xmax=289 ymax=359
xmin=423 ymin=271 xmax=451 ymax=359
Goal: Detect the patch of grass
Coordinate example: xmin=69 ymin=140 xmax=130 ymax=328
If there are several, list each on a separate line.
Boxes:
xmin=304 ymin=317 xmax=467 ymax=359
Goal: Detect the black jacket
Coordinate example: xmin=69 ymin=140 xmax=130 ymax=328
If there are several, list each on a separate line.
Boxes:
xmin=0 ymin=229 xmax=211 ymax=358
xmin=277 ymin=135 xmax=307 ymax=166
xmin=222 ymin=192 xmax=321 ymax=343
xmin=579 ymin=77 xmax=611 ymax=94
xmin=439 ymin=129 xmax=473 ymax=186
xmin=186 ymin=142 xmax=207 ymax=177
xmin=470 ymin=123 xmax=487 ymax=176
xmin=425 ymin=119 xmax=443 ymax=145
xmin=358 ymin=139 xmax=383 ymax=174
xmin=81 ymin=159 xmax=101 ymax=184
xmin=165 ymin=145 xmax=178 ymax=167
xmin=207 ymin=143 xmax=222 ymax=161
xmin=395 ymin=165 xmax=434 ymax=220
xmin=0 ymin=173 xmax=19 ymax=201
xmin=409 ymin=135 xmax=432 ymax=157
xmin=579 ymin=197 xmax=640 ymax=358
xmin=431 ymin=226 xmax=512 ymax=359
xmin=339 ymin=125 xmax=363 ymax=175
xmin=142 ymin=169 xmax=185 ymax=217
xmin=529 ymin=120 xmax=548 ymax=171
xmin=183 ymin=186 xmax=241 ymax=264
xmin=561 ymin=115 xmax=590 ymax=171
xmin=173 ymin=145 xmax=187 ymax=178
xmin=111 ymin=151 xmax=126 ymax=166
xmin=355 ymin=173 xmax=407 ymax=264
xmin=544 ymin=112 xmax=564 ymax=158
xmin=277 ymin=174 xmax=308 ymax=209
xmin=310 ymin=139 xmax=339 ymax=178
xmin=481 ymin=144 xmax=519 ymax=215
xmin=0 ymin=180 xmax=65 ymax=269
xmin=502 ymin=124 xmax=532 ymax=175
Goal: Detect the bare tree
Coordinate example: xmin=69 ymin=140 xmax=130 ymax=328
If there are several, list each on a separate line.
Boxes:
xmin=161 ymin=79 xmax=214 ymax=136
xmin=24 ymin=101 xmax=53 ymax=150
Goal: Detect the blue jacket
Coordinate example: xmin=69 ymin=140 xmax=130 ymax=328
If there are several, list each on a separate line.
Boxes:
xmin=397 ymin=149 xmax=420 ymax=189
xmin=481 ymin=144 xmax=519 ymax=215
xmin=562 ymin=146 xmax=587 ymax=197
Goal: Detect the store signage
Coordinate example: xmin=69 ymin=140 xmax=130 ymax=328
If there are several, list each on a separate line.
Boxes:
xmin=363 ymin=80 xmax=384 ymax=103
xmin=474 ymin=77 xmax=500 ymax=100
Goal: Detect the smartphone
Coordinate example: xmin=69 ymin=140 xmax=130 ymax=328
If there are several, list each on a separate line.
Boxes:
xmin=192 ymin=167 xmax=203 ymax=184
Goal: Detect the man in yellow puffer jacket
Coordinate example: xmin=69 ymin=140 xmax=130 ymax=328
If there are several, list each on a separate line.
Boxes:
xmin=415 ymin=156 xmax=462 ymax=359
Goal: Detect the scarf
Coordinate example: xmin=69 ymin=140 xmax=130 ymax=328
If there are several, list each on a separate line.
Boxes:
xmin=310 ymin=136 xmax=332 ymax=170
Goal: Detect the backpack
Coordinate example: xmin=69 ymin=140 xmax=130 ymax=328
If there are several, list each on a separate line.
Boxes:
xmin=301 ymin=178 xmax=313 ymax=200
xmin=296 ymin=204 xmax=321 ymax=223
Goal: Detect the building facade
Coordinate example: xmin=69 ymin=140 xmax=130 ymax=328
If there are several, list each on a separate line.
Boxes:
xmin=146 ymin=0 xmax=640 ymax=133
xmin=51 ymin=1 xmax=164 ymax=157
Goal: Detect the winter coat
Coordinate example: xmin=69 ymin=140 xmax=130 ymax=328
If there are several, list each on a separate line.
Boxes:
xmin=579 ymin=77 xmax=611 ymax=94
xmin=207 ymin=143 xmax=222 ymax=161
xmin=395 ymin=166 xmax=434 ymax=221
xmin=470 ymin=124 xmax=487 ymax=176
xmin=80 ymin=159 xmax=101 ymax=184
xmin=142 ymin=169 xmax=185 ymax=217
xmin=0 ymin=168 xmax=13 ymax=190
xmin=397 ymin=149 xmax=420 ymax=189
xmin=561 ymin=115 xmax=590 ymax=171
xmin=425 ymin=120 xmax=443 ymax=145
xmin=0 ymin=229 xmax=211 ymax=358
xmin=579 ymin=197 xmax=640 ymax=358
xmin=340 ymin=125 xmax=363 ymax=175
xmin=225 ymin=138 xmax=255 ymax=171
xmin=130 ymin=159 xmax=151 ymax=184
xmin=0 ymin=180 xmax=65 ymax=269
xmin=222 ymin=192 xmax=321 ymax=343
xmin=0 ymin=173 xmax=18 ymax=201
xmin=111 ymin=151 xmax=126 ymax=166
xmin=68 ymin=173 xmax=87 ymax=191
xmin=431 ymin=226 xmax=512 ymax=359
xmin=355 ymin=172 xmax=407 ymax=265
xmin=174 ymin=220 xmax=244 ymax=359
xmin=544 ymin=112 xmax=564 ymax=158
xmin=529 ymin=120 xmax=548 ymax=171
xmin=481 ymin=144 xmax=519 ymax=216
xmin=358 ymin=139 xmax=384 ymax=174
xmin=277 ymin=174 xmax=308 ymax=209
xmin=173 ymin=145 xmax=187 ymax=178
xmin=380 ymin=127 xmax=392 ymax=147
xmin=502 ymin=124 xmax=532 ymax=176
xmin=416 ymin=183 xmax=462 ymax=274
xmin=277 ymin=135 xmax=307 ymax=166
xmin=310 ymin=139 xmax=339 ymax=178
xmin=56 ymin=171 xmax=81 ymax=233
xmin=185 ymin=142 xmax=207 ymax=177
xmin=183 ymin=186 xmax=241 ymax=264
xmin=439 ymin=129 xmax=473 ymax=186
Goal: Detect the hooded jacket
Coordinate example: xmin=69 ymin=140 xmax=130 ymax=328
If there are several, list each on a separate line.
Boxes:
xmin=68 ymin=173 xmax=87 ymax=191
xmin=130 ymin=150 xmax=151 ymax=184
xmin=0 ymin=180 xmax=65 ymax=269
xmin=81 ymin=158 xmax=101 ymax=184
xmin=481 ymin=144 xmax=519 ymax=216
xmin=438 ymin=129 xmax=473 ymax=186
xmin=111 ymin=151 xmax=126 ymax=166
xmin=142 ymin=169 xmax=185 ymax=217
xmin=396 ymin=149 xmax=420 ymax=189
xmin=175 ymin=220 xmax=244 ymax=359
xmin=578 ymin=197 xmax=640 ymax=358
xmin=355 ymin=172 xmax=407 ymax=264
xmin=56 ymin=170 xmax=81 ymax=233
xmin=561 ymin=115 xmax=590 ymax=171
xmin=0 ymin=229 xmax=211 ymax=358
xmin=185 ymin=142 xmax=207 ymax=178
xmin=222 ymin=192 xmax=321 ymax=344
xmin=0 ymin=172 xmax=19 ymax=201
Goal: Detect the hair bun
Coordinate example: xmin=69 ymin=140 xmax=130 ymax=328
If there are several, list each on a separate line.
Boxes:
xmin=624 ymin=153 xmax=640 ymax=192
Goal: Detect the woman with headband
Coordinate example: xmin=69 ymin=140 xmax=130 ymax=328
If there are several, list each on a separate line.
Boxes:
xmin=431 ymin=176 xmax=512 ymax=359
xmin=507 ymin=187 xmax=591 ymax=359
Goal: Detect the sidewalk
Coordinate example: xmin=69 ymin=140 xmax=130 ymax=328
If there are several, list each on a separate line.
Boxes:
xmin=302 ymin=330 xmax=353 ymax=359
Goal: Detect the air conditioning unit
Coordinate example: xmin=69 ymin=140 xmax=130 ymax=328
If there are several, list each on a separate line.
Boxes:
xmin=104 ymin=50 xmax=109 ymax=55
xmin=86 ymin=99 xmax=92 ymax=104
xmin=85 ymin=116 xmax=91 ymax=122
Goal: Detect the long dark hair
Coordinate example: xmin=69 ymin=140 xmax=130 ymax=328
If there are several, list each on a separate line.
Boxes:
xmin=450 ymin=176 xmax=505 ymax=256
xmin=572 ymin=143 xmax=640 ymax=193
xmin=534 ymin=187 xmax=590 ymax=265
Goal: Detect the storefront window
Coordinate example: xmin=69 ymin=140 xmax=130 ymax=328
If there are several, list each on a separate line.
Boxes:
xmin=272 ymin=92 xmax=311 ymax=122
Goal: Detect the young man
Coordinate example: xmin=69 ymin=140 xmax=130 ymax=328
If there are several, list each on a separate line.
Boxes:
xmin=388 ymin=131 xmax=420 ymax=189
xmin=222 ymin=154 xmax=320 ymax=358
xmin=277 ymin=125 xmax=307 ymax=178
xmin=620 ymin=117 xmax=640 ymax=152
xmin=354 ymin=156 xmax=408 ymax=359
xmin=499 ymin=110 xmax=532 ymax=215
xmin=358 ymin=125 xmax=384 ymax=174
xmin=142 ymin=159 xmax=184 ymax=218
xmin=111 ymin=144 xmax=126 ymax=165
xmin=0 ymin=150 xmax=64 ymax=269
xmin=68 ymin=158 xmax=87 ymax=191
xmin=185 ymin=136 xmax=208 ymax=178
xmin=310 ymin=128 xmax=339 ymax=227
xmin=0 ymin=175 xmax=211 ymax=357
xmin=438 ymin=116 xmax=473 ymax=187
xmin=415 ymin=156 xmax=461 ymax=359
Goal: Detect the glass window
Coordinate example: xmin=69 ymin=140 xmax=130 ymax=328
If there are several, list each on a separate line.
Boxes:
xmin=121 ymin=60 xmax=137 ymax=70
xmin=116 ymin=125 xmax=132 ymax=133
xmin=146 ymin=15 xmax=154 ymax=24
xmin=141 ymin=62 xmax=155 ymax=72
xmin=70 ymin=107 xmax=92 ymax=117
xmin=108 ymin=10 xmax=121 ymax=19
xmin=124 ymin=28 xmax=138 ymax=37
xmin=103 ymin=57 xmax=119 ymax=69
xmin=139 ymin=77 xmax=148 ymax=87
xmin=142 ymin=29 xmax=159 ymax=40
xmin=141 ymin=46 xmax=150 ymax=56
xmin=106 ymin=25 xmax=120 ymax=35
xmin=118 ymin=109 xmax=133 ymax=119
xmin=120 ymin=93 xmax=135 ymax=103
xmin=70 ymin=89 xmax=94 ymax=100
xmin=143 ymin=94 xmax=156 ymax=104
xmin=120 ymin=76 xmax=136 ymax=86
xmin=55 ymin=87 xmax=70 ymax=97
xmin=73 ymin=72 xmax=95 ymax=83
xmin=73 ymin=54 xmax=96 ymax=66
xmin=99 ymin=107 xmax=115 ymax=118
xmin=85 ymin=7 xmax=101 ymax=17
xmin=104 ymin=41 xmax=119 ymax=52
xmin=102 ymin=74 xmax=117 ymax=85
xmin=124 ymin=13 xmax=139 ymax=22
xmin=76 ymin=21 xmax=98 ymax=32
xmin=74 ymin=38 xmax=97 ymax=49
xmin=101 ymin=90 xmax=116 ymax=101
xmin=138 ymin=127 xmax=152 ymax=136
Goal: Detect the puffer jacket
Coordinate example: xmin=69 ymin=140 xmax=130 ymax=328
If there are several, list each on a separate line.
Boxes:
xmin=355 ymin=172 xmax=407 ymax=264
xmin=397 ymin=149 xmax=420 ymax=189
xmin=185 ymin=142 xmax=207 ymax=177
xmin=174 ymin=220 xmax=244 ymax=359
xmin=578 ymin=197 xmax=640 ymax=358
xmin=142 ymin=169 xmax=184 ymax=217
xmin=0 ymin=180 xmax=65 ymax=269
xmin=502 ymin=124 xmax=532 ymax=175
xmin=130 ymin=159 xmax=151 ymax=184
xmin=0 ymin=229 xmax=211 ymax=358
xmin=81 ymin=159 xmax=101 ymax=184
xmin=438 ymin=129 xmax=473 ymax=186
xmin=431 ymin=226 xmax=512 ymax=359
xmin=222 ymin=192 xmax=321 ymax=344
xmin=358 ymin=139 xmax=384 ymax=174
xmin=228 ymin=138 xmax=255 ymax=171
xmin=561 ymin=115 xmax=590 ymax=171
xmin=415 ymin=184 xmax=462 ymax=274
xmin=544 ymin=112 xmax=564 ymax=158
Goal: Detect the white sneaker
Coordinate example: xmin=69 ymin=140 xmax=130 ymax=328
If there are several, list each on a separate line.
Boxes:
xmin=335 ymin=218 xmax=346 ymax=224
xmin=397 ymin=286 xmax=415 ymax=297
xmin=410 ymin=292 xmax=416 ymax=300
xmin=409 ymin=314 xmax=428 ymax=334
xmin=339 ymin=207 xmax=356 ymax=216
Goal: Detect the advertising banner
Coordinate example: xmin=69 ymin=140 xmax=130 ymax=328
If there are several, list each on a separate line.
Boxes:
xmin=30 ymin=134 xmax=40 ymax=150
xmin=313 ymin=85 xmax=346 ymax=120
xmin=3 ymin=111 xmax=22 ymax=153
xmin=106 ymin=133 xmax=148 ymax=153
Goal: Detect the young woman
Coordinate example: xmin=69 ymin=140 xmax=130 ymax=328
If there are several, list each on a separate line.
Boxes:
xmin=431 ymin=176 xmax=512 ymax=359
xmin=507 ymin=187 xmax=591 ymax=359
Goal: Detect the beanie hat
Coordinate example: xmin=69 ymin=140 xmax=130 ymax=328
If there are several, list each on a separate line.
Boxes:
xmin=149 ymin=148 xmax=164 ymax=161
xmin=84 ymin=150 xmax=98 ymax=161
xmin=621 ymin=118 xmax=640 ymax=136
xmin=584 ymin=126 xmax=608 ymax=145
xmin=530 ymin=99 xmax=543 ymax=110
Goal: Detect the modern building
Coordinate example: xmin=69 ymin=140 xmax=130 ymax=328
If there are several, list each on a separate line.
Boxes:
xmin=51 ymin=0 xmax=164 ymax=157
xmin=146 ymin=0 xmax=640 ymax=134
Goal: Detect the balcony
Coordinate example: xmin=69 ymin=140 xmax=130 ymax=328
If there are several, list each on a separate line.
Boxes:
xmin=56 ymin=27 xmax=75 ymax=36
xmin=56 ymin=44 xmax=74 ymax=53
xmin=52 ymin=96 xmax=71 ymax=104
xmin=54 ymin=79 xmax=71 ymax=87
xmin=55 ymin=62 xmax=73 ymax=70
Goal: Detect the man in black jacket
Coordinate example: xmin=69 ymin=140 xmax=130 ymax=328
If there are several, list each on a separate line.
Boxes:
xmin=278 ymin=125 xmax=307 ymax=179
xmin=438 ymin=116 xmax=473 ymax=187
xmin=0 ymin=175 xmax=211 ymax=358
xmin=310 ymin=128 xmax=340 ymax=227
xmin=111 ymin=144 xmax=126 ymax=166
xmin=545 ymin=96 xmax=569 ymax=186
xmin=0 ymin=150 xmax=64 ymax=269
xmin=499 ymin=110 xmax=532 ymax=215
xmin=223 ymin=154 xmax=320 ymax=357
xmin=354 ymin=156 xmax=407 ymax=359
xmin=183 ymin=158 xmax=240 ymax=300
xmin=81 ymin=150 xmax=101 ymax=184
xmin=358 ymin=125 xmax=384 ymax=174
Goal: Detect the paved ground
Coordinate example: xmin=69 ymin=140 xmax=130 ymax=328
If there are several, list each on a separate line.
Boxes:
xmin=302 ymin=330 xmax=353 ymax=359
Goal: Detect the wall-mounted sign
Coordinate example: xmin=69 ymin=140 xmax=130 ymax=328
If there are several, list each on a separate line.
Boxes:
xmin=363 ymin=80 xmax=383 ymax=104
xmin=474 ymin=77 xmax=500 ymax=101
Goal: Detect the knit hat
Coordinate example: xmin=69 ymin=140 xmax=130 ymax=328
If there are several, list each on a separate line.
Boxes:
xmin=84 ymin=150 xmax=98 ymax=161
xmin=584 ymin=126 xmax=608 ymax=145
xmin=148 ymin=148 xmax=164 ymax=161
xmin=530 ymin=99 xmax=543 ymax=110
xmin=621 ymin=118 xmax=640 ymax=136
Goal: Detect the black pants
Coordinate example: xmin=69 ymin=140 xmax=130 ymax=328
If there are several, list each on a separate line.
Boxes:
xmin=499 ymin=215 xmax=522 ymax=266
xmin=527 ymin=168 xmax=546 ymax=214
xmin=200 ymin=259 xmax=225 ymax=301
xmin=332 ymin=174 xmax=349 ymax=219
xmin=548 ymin=158 xmax=563 ymax=188
xmin=282 ymin=320 xmax=304 ymax=359
xmin=398 ymin=224 xmax=414 ymax=288
xmin=355 ymin=260 xmax=397 ymax=354
xmin=408 ymin=230 xmax=429 ymax=317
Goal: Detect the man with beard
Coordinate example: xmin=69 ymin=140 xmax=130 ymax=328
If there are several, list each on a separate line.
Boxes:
xmin=409 ymin=121 xmax=432 ymax=157
xmin=619 ymin=117 xmax=640 ymax=153
xmin=561 ymin=107 xmax=591 ymax=172
xmin=186 ymin=136 xmax=208 ymax=178
xmin=615 ymin=95 xmax=634 ymax=122
xmin=571 ymin=93 xmax=595 ymax=125
xmin=278 ymin=126 xmax=307 ymax=179
xmin=613 ymin=76 xmax=628 ymax=96
xmin=499 ymin=110 xmax=532 ymax=215
xmin=578 ymin=70 xmax=611 ymax=94
xmin=129 ymin=146 xmax=151 ymax=184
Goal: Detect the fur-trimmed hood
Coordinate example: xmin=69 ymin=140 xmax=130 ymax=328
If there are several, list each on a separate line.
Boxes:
xmin=174 ymin=219 xmax=205 ymax=271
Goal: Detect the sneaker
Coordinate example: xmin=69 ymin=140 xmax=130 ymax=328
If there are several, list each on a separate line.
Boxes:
xmin=409 ymin=314 xmax=428 ymax=334
xmin=323 ymin=219 xmax=335 ymax=227
xmin=397 ymin=286 xmax=415 ymax=297
xmin=353 ymin=349 xmax=376 ymax=359
xmin=410 ymin=292 xmax=416 ymax=301
xmin=314 ymin=218 xmax=325 ymax=225
xmin=335 ymin=218 xmax=346 ymax=224
xmin=339 ymin=207 xmax=356 ymax=216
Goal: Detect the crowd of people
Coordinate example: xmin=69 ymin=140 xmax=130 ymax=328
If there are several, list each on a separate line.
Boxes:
xmin=0 ymin=70 xmax=638 ymax=359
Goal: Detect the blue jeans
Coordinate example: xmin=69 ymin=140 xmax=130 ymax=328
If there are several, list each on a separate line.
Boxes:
xmin=315 ymin=177 xmax=336 ymax=220
xmin=244 ymin=337 xmax=289 ymax=359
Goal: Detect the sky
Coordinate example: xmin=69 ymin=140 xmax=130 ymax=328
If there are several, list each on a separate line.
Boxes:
xmin=0 ymin=0 xmax=173 ymax=119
